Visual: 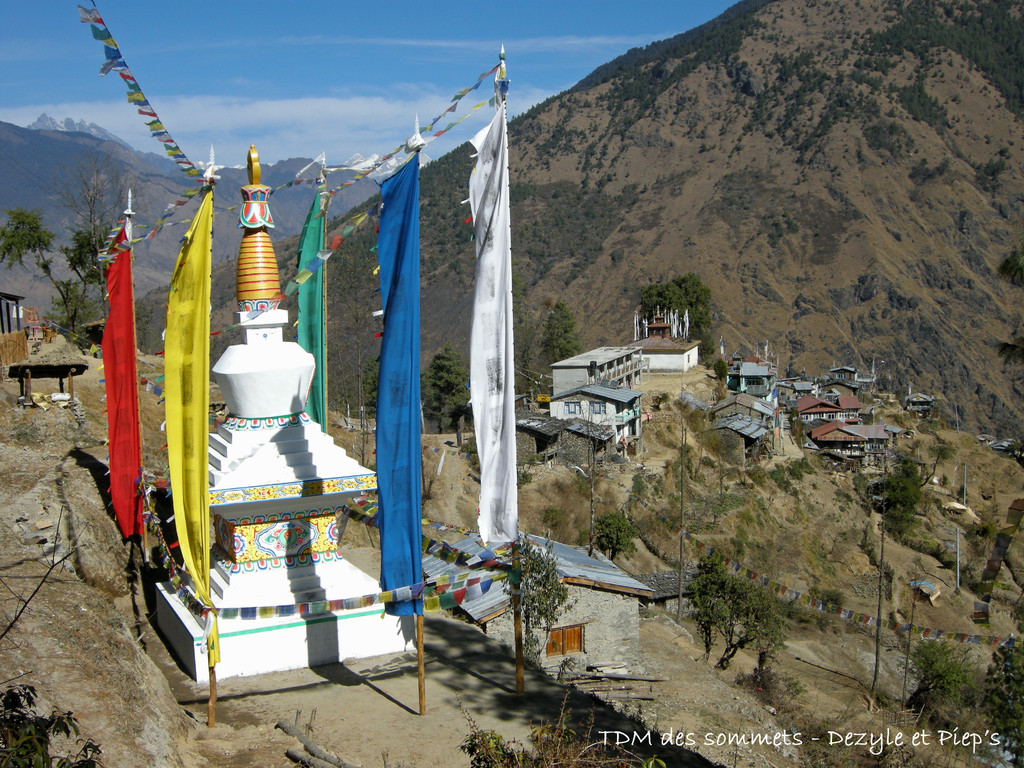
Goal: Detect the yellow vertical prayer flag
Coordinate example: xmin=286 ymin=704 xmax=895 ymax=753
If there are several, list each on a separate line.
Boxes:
xmin=164 ymin=188 xmax=219 ymax=664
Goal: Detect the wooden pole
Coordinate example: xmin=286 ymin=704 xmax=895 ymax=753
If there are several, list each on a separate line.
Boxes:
xmin=207 ymin=664 xmax=217 ymax=727
xmin=513 ymin=563 xmax=524 ymax=695
xmin=871 ymin=524 xmax=886 ymax=700
xmin=320 ymin=184 xmax=329 ymax=425
xmin=416 ymin=614 xmax=426 ymax=715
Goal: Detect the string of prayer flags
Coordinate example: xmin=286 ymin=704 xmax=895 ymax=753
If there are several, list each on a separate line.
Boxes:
xmin=78 ymin=4 xmax=203 ymax=244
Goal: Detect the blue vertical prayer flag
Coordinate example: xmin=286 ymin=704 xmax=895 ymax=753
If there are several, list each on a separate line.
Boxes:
xmin=376 ymin=156 xmax=423 ymax=617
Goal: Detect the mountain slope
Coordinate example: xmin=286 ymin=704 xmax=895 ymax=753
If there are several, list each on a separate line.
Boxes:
xmin=405 ymin=0 xmax=1024 ymax=437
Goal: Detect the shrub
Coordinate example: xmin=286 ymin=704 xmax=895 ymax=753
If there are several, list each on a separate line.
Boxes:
xmin=0 ymin=685 xmax=102 ymax=767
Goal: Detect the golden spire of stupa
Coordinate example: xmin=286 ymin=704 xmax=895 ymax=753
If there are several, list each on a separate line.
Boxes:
xmin=235 ymin=145 xmax=280 ymax=309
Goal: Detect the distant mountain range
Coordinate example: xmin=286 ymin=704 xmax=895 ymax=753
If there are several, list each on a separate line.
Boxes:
xmin=0 ymin=118 xmax=375 ymax=310
xmin=28 ymin=113 xmax=134 ymax=150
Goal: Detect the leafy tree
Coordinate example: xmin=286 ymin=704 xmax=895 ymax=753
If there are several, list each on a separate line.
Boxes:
xmin=639 ymin=273 xmax=712 ymax=339
xmin=422 ymin=342 xmax=469 ymax=431
xmin=986 ymin=643 xmax=1024 ymax=764
xmin=713 ymin=358 xmax=728 ymax=381
xmin=0 ymin=210 xmax=103 ymax=334
xmin=518 ymin=537 xmax=572 ymax=666
xmin=879 ymin=455 xmax=922 ymax=539
xmin=689 ymin=554 xmax=787 ymax=671
xmin=539 ymin=301 xmax=582 ymax=367
xmin=593 ymin=511 xmax=637 ymax=561
xmin=0 ymin=684 xmax=102 ymax=767
xmin=907 ymin=640 xmax=973 ymax=713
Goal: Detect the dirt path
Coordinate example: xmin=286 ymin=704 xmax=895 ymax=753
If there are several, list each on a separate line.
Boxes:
xmin=144 ymin=607 xmax=719 ymax=768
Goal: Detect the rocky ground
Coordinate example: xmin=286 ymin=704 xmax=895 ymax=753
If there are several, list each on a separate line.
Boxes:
xmin=2 ymin=339 xmax=1021 ymax=767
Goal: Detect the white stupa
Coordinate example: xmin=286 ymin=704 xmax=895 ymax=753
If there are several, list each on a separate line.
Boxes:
xmin=156 ymin=147 xmax=413 ymax=683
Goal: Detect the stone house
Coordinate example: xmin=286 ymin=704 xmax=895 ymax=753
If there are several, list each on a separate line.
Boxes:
xmin=548 ymin=383 xmax=643 ymax=454
xmin=709 ymin=392 xmax=775 ymax=423
xmin=422 ymin=535 xmax=652 ymax=673
xmin=711 ymin=412 xmax=770 ymax=463
xmin=515 ymin=413 xmax=567 ymax=463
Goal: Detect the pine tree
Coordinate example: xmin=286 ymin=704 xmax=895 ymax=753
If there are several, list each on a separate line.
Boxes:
xmin=422 ymin=342 xmax=469 ymax=431
xmin=539 ymin=301 xmax=582 ymax=367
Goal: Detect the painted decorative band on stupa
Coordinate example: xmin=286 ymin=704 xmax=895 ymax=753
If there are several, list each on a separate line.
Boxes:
xmin=237 ymin=298 xmax=280 ymax=312
xmin=212 ymin=544 xmax=344 ymax=575
xmin=223 ymin=413 xmax=310 ymax=431
xmin=214 ymin=510 xmax=340 ymax=563
xmin=209 ymin=474 xmax=378 ymax=506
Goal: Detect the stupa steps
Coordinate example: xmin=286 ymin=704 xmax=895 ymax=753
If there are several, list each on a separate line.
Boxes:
xmin=208 ymin=459 xmax=328 ymax=486
xmin=209 ymin=562 xmax=333 ymax=604
xmin=207 ymin=443 xmax=316 ymax=472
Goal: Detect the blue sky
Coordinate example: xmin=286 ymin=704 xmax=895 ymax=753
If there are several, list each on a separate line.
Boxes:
xmin=0 ymin=1 xmax=736 ymax=167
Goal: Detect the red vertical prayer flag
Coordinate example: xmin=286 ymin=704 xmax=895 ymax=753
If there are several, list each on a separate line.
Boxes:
xmin=103 ymin=243 xmax=143 ymax=538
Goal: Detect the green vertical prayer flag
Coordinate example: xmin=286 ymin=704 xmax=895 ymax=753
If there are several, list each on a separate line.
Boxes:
xmin=296 ymin=188 xmax=327 ymax=429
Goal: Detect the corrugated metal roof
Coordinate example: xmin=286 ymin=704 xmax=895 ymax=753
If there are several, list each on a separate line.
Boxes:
xmin=710 ymin=393 xmax=774 ymax=419
xmin=713 ymin=413 xmax=769 ymax=440
xmin=421 ymin=533 xmax=652 ymax=623
xmin=517 ymin=415 xmax=567 ymax=437
xmin=564 ymin=420 xmax=616 ymax=442
xmin=552 ymin=384 xmax=640 ymax=404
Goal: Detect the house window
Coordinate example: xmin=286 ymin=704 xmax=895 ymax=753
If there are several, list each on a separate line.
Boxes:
xmin=591 ymin=401 xmax=606 ymax=415
xmin=546 ymin=624 xmax=585 ymax=656
xmin=566 ymin=401 xmax=580 ymax=414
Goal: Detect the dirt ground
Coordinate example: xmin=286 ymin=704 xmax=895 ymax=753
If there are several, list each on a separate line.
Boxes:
xmin=2 ymin=337 xmax=1022 ymax=767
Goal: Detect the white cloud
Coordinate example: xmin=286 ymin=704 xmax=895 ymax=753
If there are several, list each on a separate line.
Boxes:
xmin=0 ymin=83 xmax=559 ymax=166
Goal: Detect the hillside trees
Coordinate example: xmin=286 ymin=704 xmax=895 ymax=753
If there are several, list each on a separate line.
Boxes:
xmin=639 ymin=273 xmax=712 ymax=343
xmin=422 ymin=342 xmax=469 ymax=431
xmin=879 ymin=454 xmax=923 ymax=539
xmin=998 ymin=233 xmax=1024 ymax=363
xmin=539 ymin=301 xmax=582 ymax=367
xmin=907 ymin=640 xmax=973 ymax=714
xmin=689 ymin=554 xmax=787 ymax=671
xmin=593 ymin=511 xmax=637 ymax=561
xmin=985 ymin=643 xmax=1024 ymax=764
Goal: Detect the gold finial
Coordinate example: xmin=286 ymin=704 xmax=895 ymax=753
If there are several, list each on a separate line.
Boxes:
xmin=247 ymin=145 xmax=261 ymax=185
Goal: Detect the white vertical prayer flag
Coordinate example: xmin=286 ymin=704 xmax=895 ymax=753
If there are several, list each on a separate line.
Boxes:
xmin=469 ymin=89 xmax=517 ymax=546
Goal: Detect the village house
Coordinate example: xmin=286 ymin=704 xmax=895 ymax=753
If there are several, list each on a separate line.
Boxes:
xmin=726 ymin=358 xmax=778 ymax=401
xmin=548 ymin=383 xmax=643 ymax=457
xmin=796 ymin=395 xmax=861 ymax=423
xmin=829 ymin=364 xmax=877 ymax=388
xmin=550 ymin=347 xmax=644 ymax=395
xmin=819 ymin=377 xmax=866 ymax=400
xmin=515 ymin=413 xmax=567 ymax=463
xmin=905 ymin=392 xmax=936 ymax=417
xmin=808 ymin=422 xmax=891 ymax=465
xmin=711 ymin=412 xmax=771 ymax=463
xmin=777 ymin=378 xmax=815 ymax=410
xmin=625 ymin=315 xmax=700 ymax=374
xmin=422 ymin=535 xmax=653 ymax=673
xmin=709 ymin=392 xmax=775 ymax=423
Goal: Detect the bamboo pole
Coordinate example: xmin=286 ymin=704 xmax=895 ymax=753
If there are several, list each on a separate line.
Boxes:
xmin=320 ymin=181 xmax=329 ymax=426
xmin=513 ymin=565 xmax=524 ymax=695
xmin=208 ymin=664 xmax=217 ymax=727
xmin=417 ymin=614 xmax=426 ymax=715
